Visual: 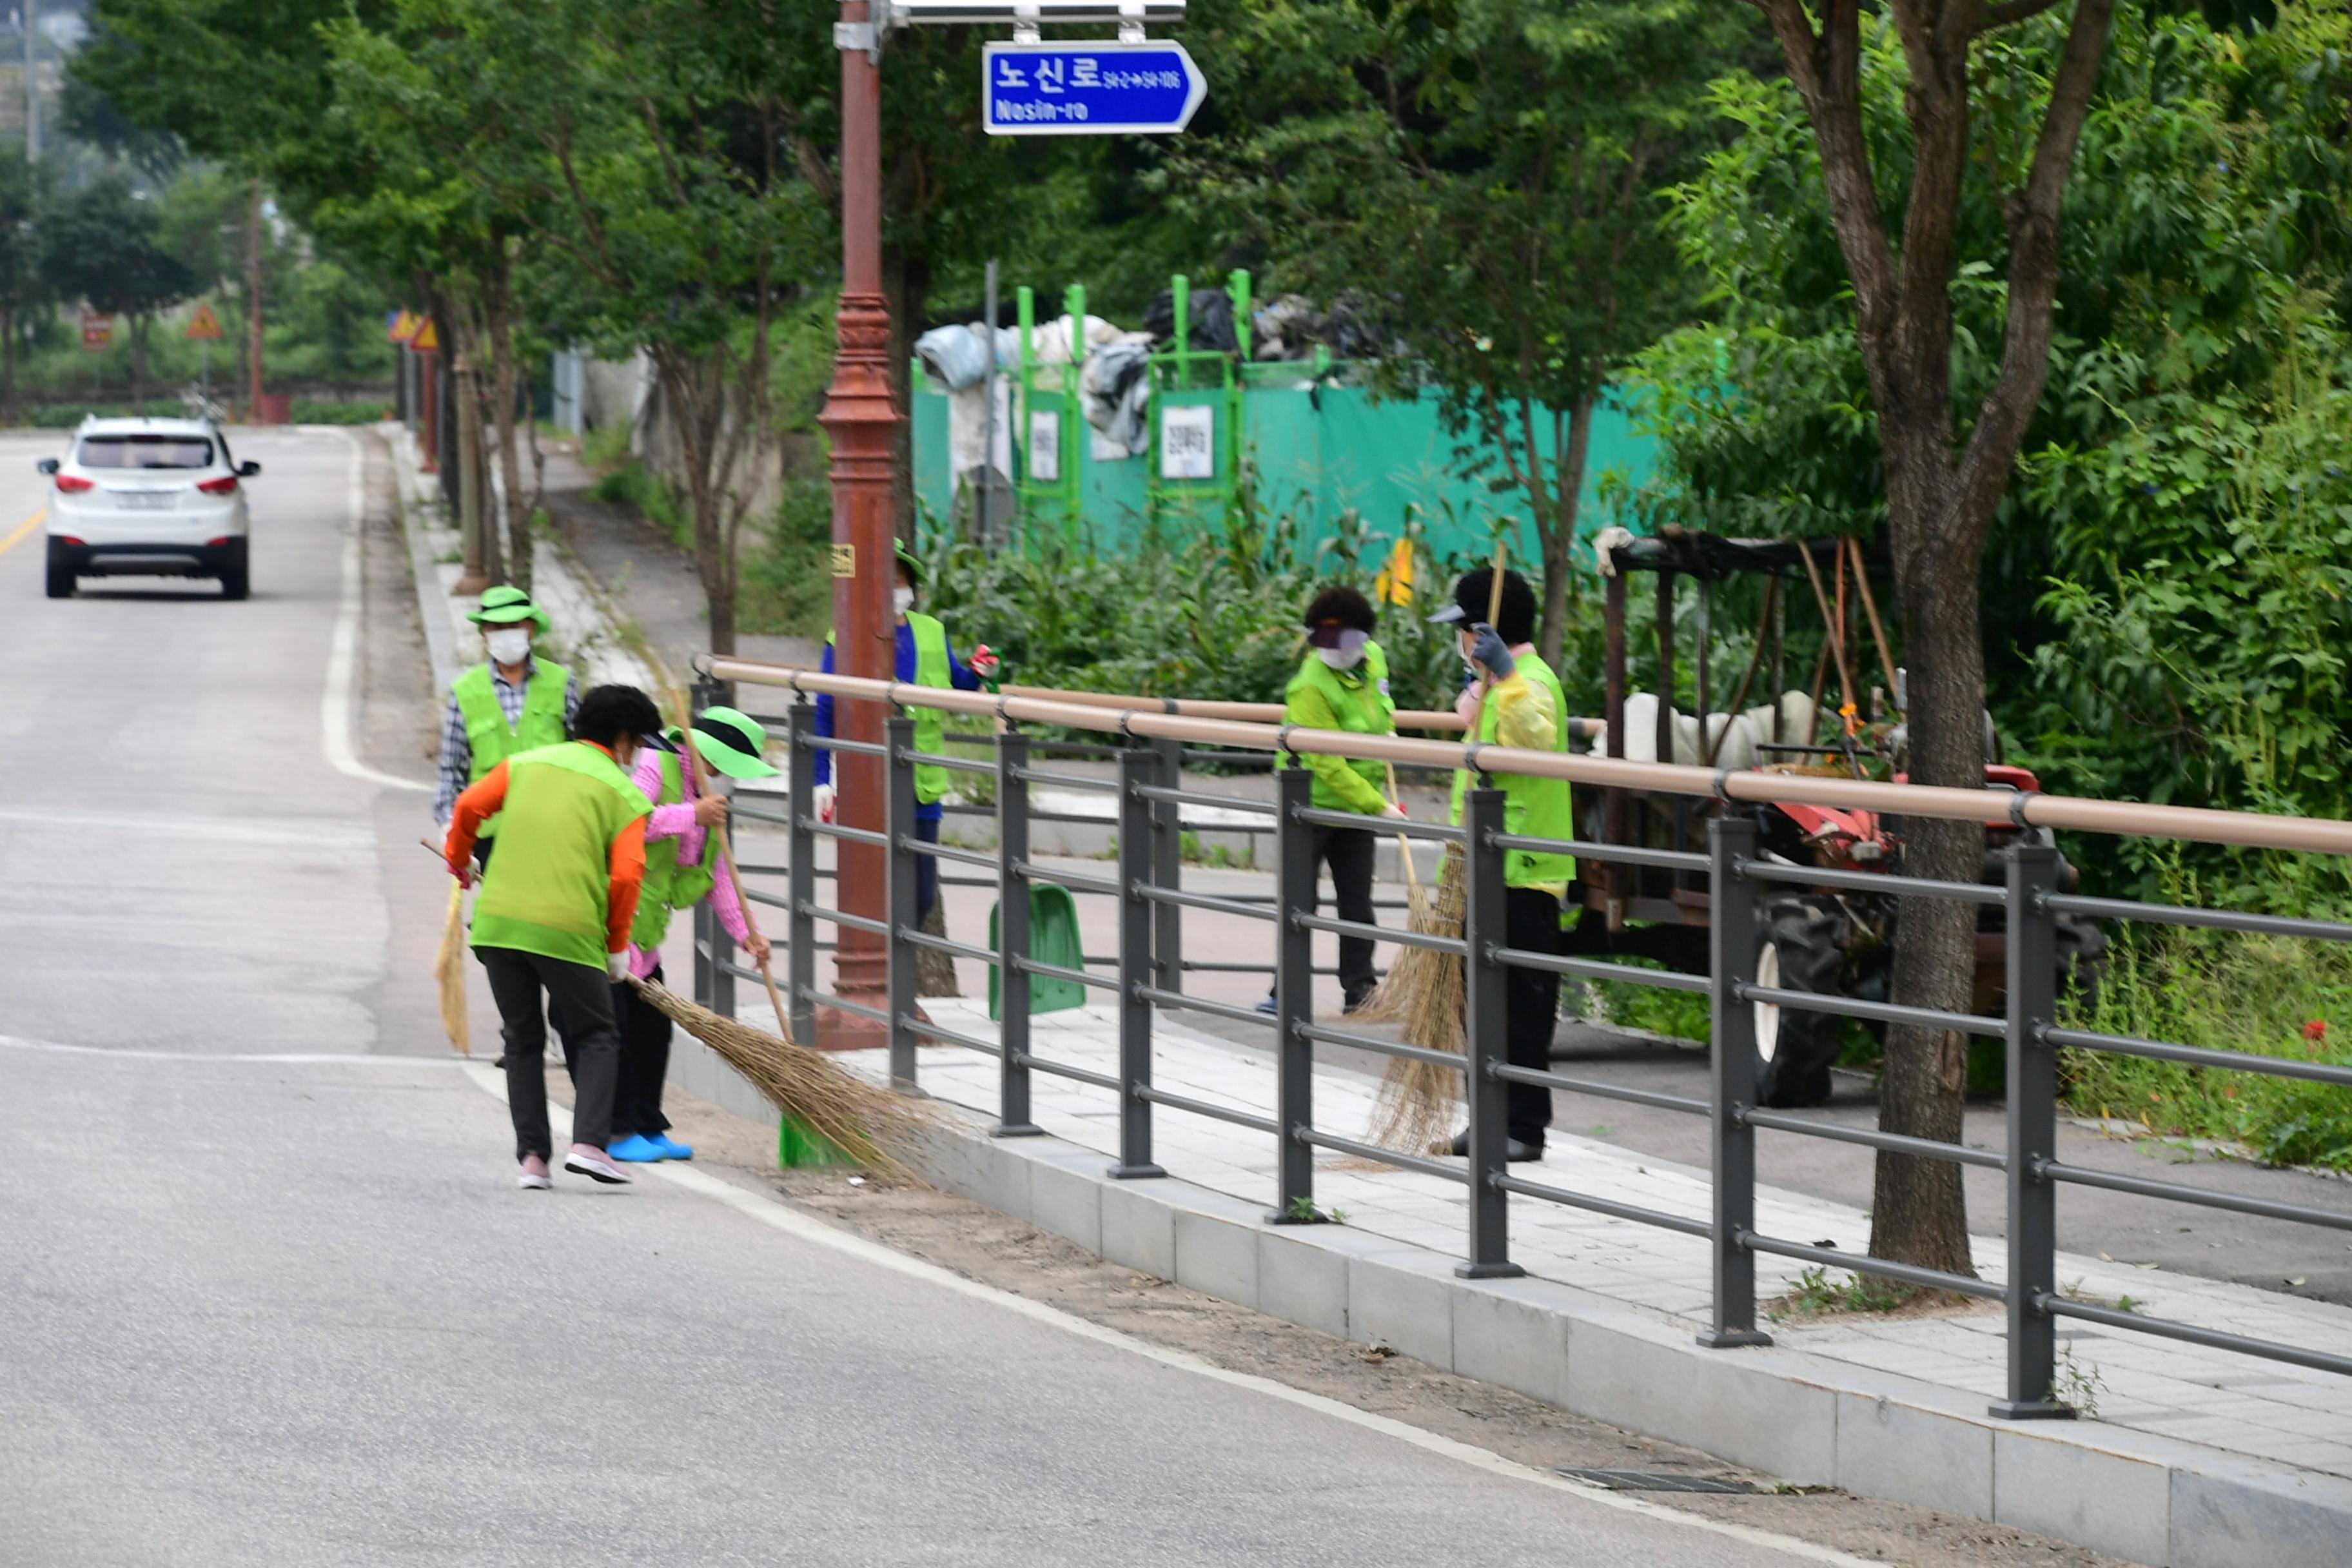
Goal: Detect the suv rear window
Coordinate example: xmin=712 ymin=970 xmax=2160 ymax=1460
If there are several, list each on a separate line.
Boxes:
xmin=77 ymin=435 xmax=215 ymax=469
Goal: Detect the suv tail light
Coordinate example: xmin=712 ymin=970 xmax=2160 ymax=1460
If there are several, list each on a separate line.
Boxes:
xmin=197 ymin=475 xmax=239 ymax=496
xmin=54 ymin=474 xmax=92 ymax=493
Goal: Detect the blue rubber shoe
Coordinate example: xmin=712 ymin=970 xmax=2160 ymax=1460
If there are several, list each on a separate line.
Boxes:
xmin=1253 ymin=995 xmax=1278 ymax=1015
xmin=647 ymin=1132 xmax=694 ymax=1161
xmin=607 ymin=1133 xmax=666 ymax=1163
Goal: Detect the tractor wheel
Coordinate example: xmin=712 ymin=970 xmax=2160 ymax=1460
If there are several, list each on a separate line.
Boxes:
xmin=1753 ymin=896 xmax=1848 ymax=1108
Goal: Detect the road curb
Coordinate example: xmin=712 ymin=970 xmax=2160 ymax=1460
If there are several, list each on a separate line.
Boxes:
xmin=380 ymin=422 xmax=463 ymax=699
xmin=659 ymin=1017 xmax=2351 ymax=1567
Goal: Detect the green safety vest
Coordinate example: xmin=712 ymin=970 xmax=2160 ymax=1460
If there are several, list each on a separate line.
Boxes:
xmin=471 ymin=741 xmax=652 ymax=970
xmin=1282 ymin=641 xmax=1396 ymax=812
xmin=453 ymin=658 xmax=572 ymax=840
xmin=830 ymin=613 xmax=956 ymax=805
xmin=1450 ymin=654 xmax=1578 ymax=891
xmin=629 ymin=749 xmax=718 ymax=952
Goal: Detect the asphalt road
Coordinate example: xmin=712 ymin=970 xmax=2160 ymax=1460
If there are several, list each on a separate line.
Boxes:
xmin=0 ymin=428 xmax=1832 ymax=1566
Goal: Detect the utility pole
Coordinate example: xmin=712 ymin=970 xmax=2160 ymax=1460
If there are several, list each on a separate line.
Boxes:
xmin=246 ymin=182 xmax=265 ymax=420
xmin=23 ymin=0 xmax=36 ymax=163
xmin=814 ymin=0 xmax=899 ymax=1048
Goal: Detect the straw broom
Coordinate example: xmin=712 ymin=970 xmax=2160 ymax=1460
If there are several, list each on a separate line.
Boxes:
xmin=432 ymin=881 xmax=471 ymax=1055
xmin=1358 ymin=542 xmax=1509 ymax=1153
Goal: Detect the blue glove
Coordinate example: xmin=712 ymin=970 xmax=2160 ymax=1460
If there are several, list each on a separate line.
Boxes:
xmin=1468 ymin=623 xmax=1516 ymax=680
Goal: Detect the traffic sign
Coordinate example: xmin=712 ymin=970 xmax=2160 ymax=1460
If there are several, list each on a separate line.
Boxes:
xmin=185 ymin=302 xmax=225 ymax=341
xmin=387 ymin=308 xmax=420 ymax=345
xmin=411 ymin=316 xmax=440 ymax=353
xmin=79 ymin=306 xmax=111 ymax=351
xmin=981 ymin=41 xmax=1204 ymax=136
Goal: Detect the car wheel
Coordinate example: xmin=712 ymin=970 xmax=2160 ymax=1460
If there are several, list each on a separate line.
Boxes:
xmin=44 ymin=540 xmax=74 ymax=599
xmin=218 ymin=540 xmax=249 ymax=601
xmin=1753 ymin=896 xmax=1848 ymax=1108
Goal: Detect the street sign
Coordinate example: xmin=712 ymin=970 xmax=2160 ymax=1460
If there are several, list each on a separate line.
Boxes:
xmin=185 ymin=302 xmax=224 ymax=341
xmin=981 ymin=41 xmax=1204 ymax=136
xmin=411 ymin=316 xmax=440 ymax=353
xmin=387 ymin=308 xmax=420 ymax=345
xmin=79 ymin=306 xmax=111 ymax=351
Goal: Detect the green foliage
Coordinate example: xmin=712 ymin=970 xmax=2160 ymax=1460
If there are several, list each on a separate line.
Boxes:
xmin=1623 ymin=6 xmax=2352 ymax=897
xmin=910 ymin=505 xmax=1523 ymax=714
xmin=2063 ymin=865 xmax=2352 ymax=1170
xmin=739 ymin=478 xmax=838 ymax=640
xmin=586 ymin=461 xmax=689 ymax=550
xmin=1774 ymin=1264 xmax=1919 ymax=1318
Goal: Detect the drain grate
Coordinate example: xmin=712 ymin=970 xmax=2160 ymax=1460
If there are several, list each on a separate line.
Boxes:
xmin=1556 ymin=1468 xmax=1759 ymax=1494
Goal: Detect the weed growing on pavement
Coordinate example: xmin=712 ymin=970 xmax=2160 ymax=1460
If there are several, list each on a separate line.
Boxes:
xmin=1770 ymin=1265 xmax=1924 ymax=1321
xmin=2054 ymin=1344 xmax=2105 ymax=1418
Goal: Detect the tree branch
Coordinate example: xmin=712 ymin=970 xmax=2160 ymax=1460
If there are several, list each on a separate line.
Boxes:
xmin=1950 ymin=0 xmax=2116 ymax=538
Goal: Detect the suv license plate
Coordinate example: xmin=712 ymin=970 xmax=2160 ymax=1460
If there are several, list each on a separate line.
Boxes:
xmin=115 ymin=491 xmax=175 ymax=510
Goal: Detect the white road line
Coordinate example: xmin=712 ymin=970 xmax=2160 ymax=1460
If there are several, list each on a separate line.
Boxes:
xmin=458 ymin=1063 xmax=1872 ymax=1567
xmin=322 ymin=428 xmax=431 ymax=793
xmin=0 ymin=1033 xmax=467 ymax=1065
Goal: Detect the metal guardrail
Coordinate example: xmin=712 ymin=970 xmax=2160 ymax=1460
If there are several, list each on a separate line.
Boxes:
xmin=690 ymin=657 xmax=2352 ymax=1416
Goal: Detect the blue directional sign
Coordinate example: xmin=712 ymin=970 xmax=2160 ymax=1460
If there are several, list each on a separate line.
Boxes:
xmin=981 ymin=41 xmax=1206 ymax=136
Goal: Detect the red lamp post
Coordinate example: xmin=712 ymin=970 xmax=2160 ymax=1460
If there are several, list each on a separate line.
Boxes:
xmin=814 ymin=0 xmax=899 ymax=1050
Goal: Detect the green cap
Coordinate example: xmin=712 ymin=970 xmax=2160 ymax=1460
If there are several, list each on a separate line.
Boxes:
xmin=894 ymin=542 xmax=922 ymax=587
xmin=686 ymin=706 xmax=779 ymax=779
xmin=468 ymin=583 xmax=551 ymax=632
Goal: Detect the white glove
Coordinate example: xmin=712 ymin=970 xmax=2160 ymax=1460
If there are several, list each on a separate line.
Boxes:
xmin=1380 ymin=803 xmax=1409 ymax=821
xmin=812 ymin=783 xmax=838 ymax=824
xmin=607 ymin=951 xmax=631 ymax=983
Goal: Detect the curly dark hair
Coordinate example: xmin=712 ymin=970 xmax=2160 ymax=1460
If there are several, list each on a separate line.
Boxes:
xmin=571 ymin=684 xmax=665 ymax=748
xmin=1449 ymin=567 xmax=1537 ymax=645
xmin=1301 ymin=583 xmax=1377 ymax=633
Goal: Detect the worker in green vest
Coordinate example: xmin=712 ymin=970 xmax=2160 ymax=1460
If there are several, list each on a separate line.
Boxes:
xmin=434 ymin=583 xmax=581 ymax=865
xmin=1431 ymin=566 xmax=1575 ymax=1162
xmin=812 ymin=544 xmax=998 ymax=931
xmin=443 ymin=683 xmax=669 ymax=1190
xmin=607 ymin=705 xmax=778 ymax=1163
xmin=1258 ymin=584 xmax=1406 ymax=1017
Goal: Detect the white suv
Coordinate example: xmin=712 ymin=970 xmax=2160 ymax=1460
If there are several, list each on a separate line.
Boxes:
xmin=41 ymin=416 xmax=261 ymax=600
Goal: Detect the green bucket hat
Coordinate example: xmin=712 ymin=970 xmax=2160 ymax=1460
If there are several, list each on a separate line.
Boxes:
xmin=468 ymin=583 xmax=552 ymax=632
xmin=894 ymin=542 xmax=922 ymax=587
xmin=685 ymin=706 xmax=779 ymax=779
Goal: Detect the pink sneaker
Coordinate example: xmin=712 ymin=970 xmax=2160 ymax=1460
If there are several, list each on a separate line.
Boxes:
xmin=517 ymin=1154 xmax=552 ymax=1191
xmin=563 ymin=1144 xmax=632 ymax=1185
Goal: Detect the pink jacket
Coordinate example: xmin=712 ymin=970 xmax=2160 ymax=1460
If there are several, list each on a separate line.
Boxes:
xmin=628 ymin=750 xmax=752 ymax=979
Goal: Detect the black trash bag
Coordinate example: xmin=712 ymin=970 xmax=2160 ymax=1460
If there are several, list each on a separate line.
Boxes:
xmin=1143 ymin=286 xmax=1240 ymax=353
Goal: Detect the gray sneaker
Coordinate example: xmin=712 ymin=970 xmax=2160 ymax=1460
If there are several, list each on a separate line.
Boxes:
xmin=563 ymin=1147 xmax=632 ymax=1185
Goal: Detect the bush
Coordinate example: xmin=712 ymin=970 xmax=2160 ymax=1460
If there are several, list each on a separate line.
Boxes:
xmin=291 ymin=400 xmax=390 ymax=425
xmin=739 ymin=477 xmax=835 ymax=638
xmin=585 ymin=458 xmax=689 ymax=548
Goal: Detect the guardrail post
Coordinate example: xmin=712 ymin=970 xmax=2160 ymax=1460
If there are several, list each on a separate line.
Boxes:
xmin=785 ymin=700 xmax=817 ymax=1047
xmin=1150 ymin=734 xmax=1184 ymax=993
xmin=1108 ymin=742 xmax=1165 ymax=1179
xmin=1458 ymin=786 xmax=1523 ymax=1279
xmin=1994 ymin=841 xmax=2070 ymax=1418
xmin=1269 ymin=763 xmax=1317 ymax=1221
xmin=885 ymin=714 xmax=920 ymax=1090
xmin=1700 ymin=814 xmax=1770 ymax=1348
xmin=994 ymin=729 xmax=1042 ymax=1136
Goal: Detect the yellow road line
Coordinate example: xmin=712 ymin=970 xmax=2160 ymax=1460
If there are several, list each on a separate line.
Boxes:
xmin=0 ymin=508 xmax=47 ymax=558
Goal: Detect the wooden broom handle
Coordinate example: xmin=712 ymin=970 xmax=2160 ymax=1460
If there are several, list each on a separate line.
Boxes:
xmin=671 ymin=689 xmax=795 ymax=1043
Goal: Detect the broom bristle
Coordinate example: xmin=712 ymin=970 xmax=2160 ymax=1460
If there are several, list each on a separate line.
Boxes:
xmin=631 ymin=979 xmax=931 ymax=1175
xmin=1358 ymin=843 xmax=1467 ymax=1153
xmin=433 ymin=887 xmax=470 ymax=1057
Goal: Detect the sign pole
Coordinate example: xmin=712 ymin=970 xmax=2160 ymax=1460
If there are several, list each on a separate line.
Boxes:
xmin=814 ymin=0 xmax=901 ymax=1050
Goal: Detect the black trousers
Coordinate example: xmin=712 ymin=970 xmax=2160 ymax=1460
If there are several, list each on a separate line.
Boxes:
xmin=480 ymin=946 xmax=621 ymax=1161
xmin=914 ymin=814 xmax=942 ymax=927
xmin=610 ymin=962 xmax=674 ymax=1139
xmin=1261 ymin=823 xmax=1378 ymax=1005
xmin=1503 ymin=886 xmax=1564 ymax=1145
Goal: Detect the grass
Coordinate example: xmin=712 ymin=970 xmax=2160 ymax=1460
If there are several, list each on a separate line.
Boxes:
xmin=1774 ymin=1264 xmax=1920 ymax=1318
xmin=738 ymin=476 xmax=835 ymax=638
xmin=2060 ymin=916 xmax=2352 ymax=1171
xmin=586 ymin=459 xmax=691 ymax=549
xmin=1583 ymin=955 xmax=1712 ymax=1042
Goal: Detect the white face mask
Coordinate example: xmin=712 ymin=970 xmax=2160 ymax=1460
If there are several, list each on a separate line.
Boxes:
xmin=485 ymin=628 xmax=532 ymax=665
xmin=1315 ymin=646 xmax=1365 ymax=671
xmin=893 ymin=587 xmax=915 ymax=616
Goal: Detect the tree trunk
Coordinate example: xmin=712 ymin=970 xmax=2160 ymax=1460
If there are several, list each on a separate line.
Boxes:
xmin=651 ymin=344 xmax=738 ymax=656
xmin=4 ymin=306 xmax=18 ymax=414
xmin=883 ymin=250 xmax=929 ymax=548
xmin=483 ymin=280 xmax=532 ymax=598
xmin=130 ymin=318 xmax=148 ymax=413
xmin=1539 ymin=391 xmax=1596 ymax=672
xmin=451 ymin=331 xmax=501 ymax=590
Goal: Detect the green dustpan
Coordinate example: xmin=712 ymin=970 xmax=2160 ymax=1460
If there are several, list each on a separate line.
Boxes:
xmin=988 ymin=882 xmax=1087 ymax=1020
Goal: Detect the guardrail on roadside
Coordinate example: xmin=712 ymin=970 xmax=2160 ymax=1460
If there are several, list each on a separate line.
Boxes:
xmin=691 ymin=655 xmax=2352 ymax=1416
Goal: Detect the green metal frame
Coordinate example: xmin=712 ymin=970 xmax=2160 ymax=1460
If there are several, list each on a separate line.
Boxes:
xmin=1014 ymin=282 xmax=1089 ymax=538
xmin=1144 ymin=270 xmax=1250 ymax=531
